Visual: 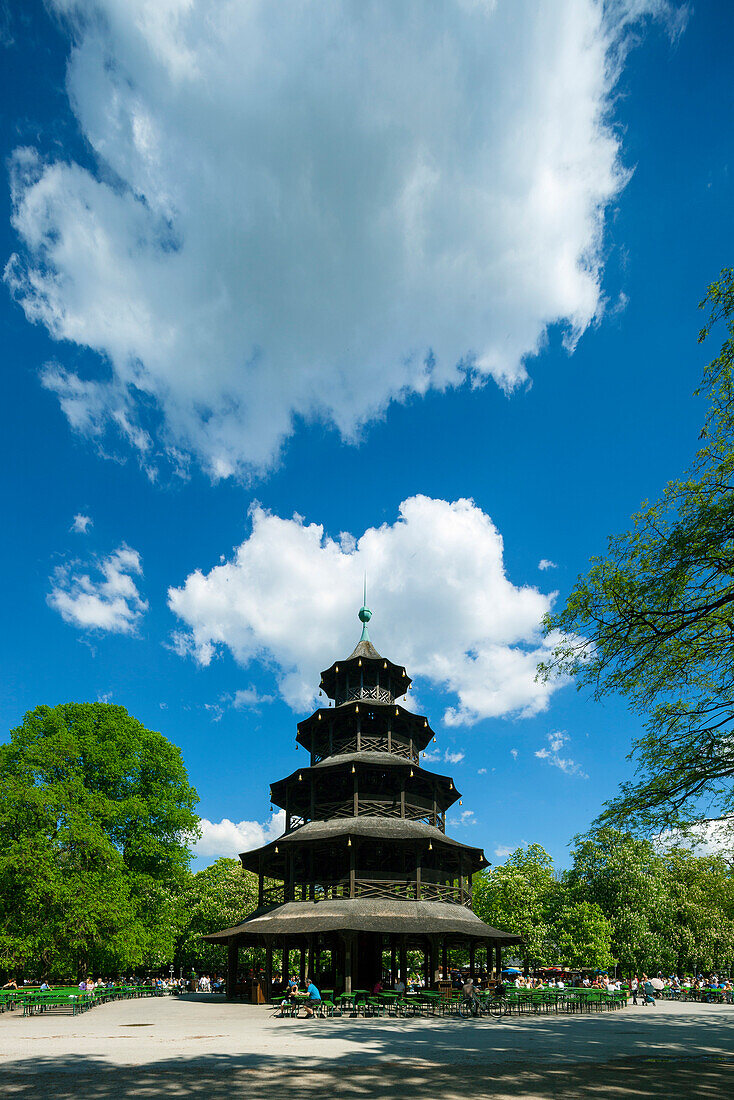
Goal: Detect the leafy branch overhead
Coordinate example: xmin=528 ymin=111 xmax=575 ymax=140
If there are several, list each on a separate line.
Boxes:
xmin=539 ymin=269 xmax=734 ymax=833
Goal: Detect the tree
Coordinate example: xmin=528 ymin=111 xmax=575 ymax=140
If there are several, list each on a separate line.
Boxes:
xmin=549 ymin=901 xmax=615 ymax=971
xmin=473 ymin=845 xmax=560 ymax=970
xmin=0 ymin=703 xmax=199 ymax=978
xmin=175 ymin=858 xmax=258 ymax=975
xmin=565 ymin=828 xmax=677 ymax=975
xmin=539 ymin=269 xmax=734 ymax=834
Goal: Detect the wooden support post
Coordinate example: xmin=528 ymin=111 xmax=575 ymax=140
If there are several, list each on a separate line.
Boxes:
xmin=283 ymin=942 xmax=290 ymax=983
xmin=423 ymin=940 xmax=431 ymax=989
xmin=416 ymin=852 xmax=421 ymax=900
xmin=495 ymin=942 xmax=502 ymax=981
xmin=430 ymin=935 xmax=440 ymax=987
xmin=258 ymin=856 xmax=264 ymax=908
xmin=442 ymin=940 xmax=448 ymax=981
xmin=299 ymin=944 xmax=306 ymax=986
xmin=265 ymin=942 xmax=273 ymax=1003
xmin=344 ymin=934 xmax=353 ymax=993
xmin=400 ymin=778 xmax=406 ymax=819
xmin=226 ymin=940 xmax=239 ymax=1000
xmin=308 ymin=935 xmax=316 ymax=981
xmin=349 ymin=841 xmax=356 ymax=898
xmin=390 ymin=942 xmax=397 ymax=987
xmin=469 ymin=941 xmax=476 ymax=979
xmin=399 ymin=936 xmax=407 ymax=985
xmin=353 ymin=771 xmax=358 ymax=816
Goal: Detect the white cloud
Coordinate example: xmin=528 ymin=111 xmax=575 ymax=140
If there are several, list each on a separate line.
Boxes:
xmin=48 ymin=544 xmax=148 ymax=633
xmin=168 ymin=495 xmax=569 ymax=725
xmin=494 ymin=845 xmax=514 ymax=860
xmin=448 ymin=809 xmax=477 ymax=827
xmin=5 ymin=0 xmax=681 ymax=479
xmin=538 ymin=559 xmax=557 ymax=571
xmin=535 ymin=730 xmax=588 ymax=779
xmin=510 ymin=748 xmax=519 ymax=759
xmin=195 ymin=811 xmax=285 ymax=859
xmin=653 ymin=818 xmax=734 ymax=856
xmin=231 ymin=686 xmax=275 ymax=710
xmin=477 ymin=768 xmax=487 ymax=775
xmin=443 ymin=750 xmax=465 ymax=765
xmin=71 ymin=513 xmax=93 ymax=534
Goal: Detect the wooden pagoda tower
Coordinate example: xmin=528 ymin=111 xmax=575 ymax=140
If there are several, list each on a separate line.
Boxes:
xmin=206 ymin=601 xmax=520 ymax=995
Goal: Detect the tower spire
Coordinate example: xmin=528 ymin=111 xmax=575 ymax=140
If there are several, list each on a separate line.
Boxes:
xmin=358 ymin=573 xmax=372 ymax=641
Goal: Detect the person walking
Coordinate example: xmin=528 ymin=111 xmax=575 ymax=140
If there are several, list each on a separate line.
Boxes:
xmin=631 ymin=975 xmax=639 ymax=1006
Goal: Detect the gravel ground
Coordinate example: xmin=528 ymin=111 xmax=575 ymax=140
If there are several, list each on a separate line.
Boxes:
xmin=1 ymin=996 xmax=732 ymax=1098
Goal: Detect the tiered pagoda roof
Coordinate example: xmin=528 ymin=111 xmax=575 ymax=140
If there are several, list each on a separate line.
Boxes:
xmin=205 ymin=601 xmax=520 ymax=970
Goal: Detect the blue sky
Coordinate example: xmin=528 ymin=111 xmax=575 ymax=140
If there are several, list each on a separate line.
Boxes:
xmin=1 ymin=0 xmax=732 ymax=869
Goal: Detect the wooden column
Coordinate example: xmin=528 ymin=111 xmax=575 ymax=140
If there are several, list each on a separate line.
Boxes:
xmin=283 ymin=943 xmax=290 ymax=983
xmin=258 ymin=856 xmax=264 ymax=908
xmin=299 ymin=943 xmax=306 ymax=986
xmin=430 ymin=935 xmax=441 ymax=987
xmin=344 ymin=933 xmax=353 ymax=993
xmin=469 ymin=941 xmax=476 ymax=979
xmin=399 ymin=936 xmax=407 ymax=985
xmin=459 ymin=853 xmax=465 ymax=906
xmin=308 ymin=935 xmax=316 ymax=981
xmin=288 ymin=851 xmax=294 ymax=902
xmin=400 ymin=778 xmax=406 ymax=819
xmin=390 ymin=942 xmax=397 ymax=987
xmin=353 ymin=771 xmax=358 ymax=816
xmin=422 ymin=940 xmax=431 ymax=989
xmin=416 ymin=849 xmax=421 ymax=900
xmin=442 ymin=940 xmax=448 ymax=981
xmin=226 ymin=940 xmax=239 ymax=1000
xmin=495 ymin=942 xmax=502 ymax=981
xmin=265 ymin=942 xmax=273 ymax=1002
xmin=349 ymin=841 xmax=356 ymax=898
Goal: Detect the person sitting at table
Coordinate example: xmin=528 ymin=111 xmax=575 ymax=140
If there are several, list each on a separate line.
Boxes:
xmin=394 ymin=977 xmax=405 ymax=995
xmin=373 ymin=979 xmax=383 ymax=995
xmin=276 ymin=975 xmax=300 ymax=1016
xmin=2 ymin=979 xmax=18 ymax=990
xmin=303 ymin=976 xmax=321 ymax=1019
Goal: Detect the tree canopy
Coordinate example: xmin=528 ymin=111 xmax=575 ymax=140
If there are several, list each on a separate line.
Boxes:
xmin=539 ymin=269 xmax=734 ymax=834
xmin=475 ymin=834 xmax=734 ymax=976
xmin=0 ymin=702 xmax=199 ymax=977
xmin=175 ymin=858 xmax=258 ymax=975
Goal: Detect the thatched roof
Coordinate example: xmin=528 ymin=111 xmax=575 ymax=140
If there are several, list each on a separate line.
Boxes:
xmin=270 ymin=754 xmax=460 ymax=804
xmin=239 ymin=816 xmax=487 ymax=874
xmin=203 ymin=896 xmax=521 ymax=943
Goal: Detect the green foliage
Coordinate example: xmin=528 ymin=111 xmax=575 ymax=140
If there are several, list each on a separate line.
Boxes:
xmin=0 ymin=702 xmax=199 ymax=978
xmin=473 ymin=845 xmax=562 ymax=968
xmin=539 ymin=269 xmax=734 ymax=833
xmin=175 ymin=858 xmax=258 ymax=974
xmin=549 ymin=901 xmax=615 ymax=971
xmin=476 ymin=832 xmax=734 ymax=975
xmin=566 ymin=829 xmax=676 ymax=973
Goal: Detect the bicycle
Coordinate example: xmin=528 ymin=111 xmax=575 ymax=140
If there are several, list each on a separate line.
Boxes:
xmin=459 ymin=995 xmax=509 ymax=1019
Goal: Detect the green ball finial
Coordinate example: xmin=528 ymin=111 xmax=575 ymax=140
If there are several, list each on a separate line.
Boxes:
xmin=359 ymin=605 xmax=372 ymax=624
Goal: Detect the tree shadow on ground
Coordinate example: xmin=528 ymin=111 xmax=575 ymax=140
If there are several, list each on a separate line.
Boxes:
xmin=1 ymin=1054 xmax=733 ymax=1099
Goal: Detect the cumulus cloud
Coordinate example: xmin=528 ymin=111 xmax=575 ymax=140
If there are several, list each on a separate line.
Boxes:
xmin=48 ymin=545 xmax=148 ymax=633
xmin=535 ymin=730 xmax=588 ymax=778
xmin=195 ymin=811 xmax=285 ymax=859
xmin=5 ymin=0 xmax=681 ymax=478
xmin=653 ymin=818 xmax=734 ymax=856
xmin=71 ymin=513 xmax=93 ymax=534
xmin=510 ymin=748 xmax=519 ymax=760
xmin=448 ymin=809 xmax=477 ymax=827
xmin=231 ymin=686 xmax=275 ymax=710
xmin=494 ymin=845 xmax=514 ymax=860
xmin=538 ymin=559 xmax=556 ymax=571
xmin=168 ymin=495 xmax=568 ymax=725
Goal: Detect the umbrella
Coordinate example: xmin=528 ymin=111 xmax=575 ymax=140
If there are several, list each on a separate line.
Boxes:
xmin=502 ymin=968 xmax=521 ymax=974
xmin=650 ymin=978 xmax=665 ymax=991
